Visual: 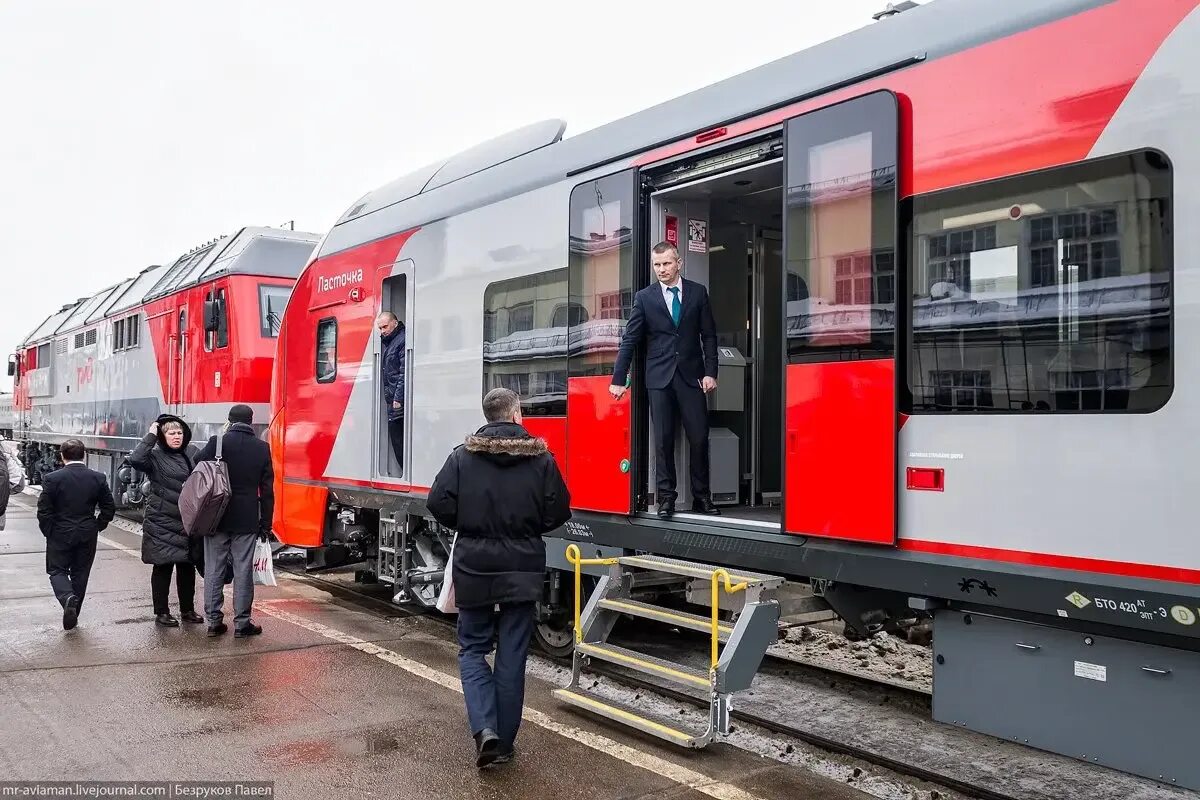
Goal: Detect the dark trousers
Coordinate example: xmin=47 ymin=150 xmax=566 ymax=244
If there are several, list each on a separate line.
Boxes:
xmin=457 ymin=602 xmax=535 ymax=747
xmin=46 ymin=536 xmax=98 ymax=611
xmin=151 ymin=562 xmax=196 ymax=615
xmin=649 ymin=370 xmax=710 ymax=503
xmin=388 ymin=416 xmax=404 ymax=470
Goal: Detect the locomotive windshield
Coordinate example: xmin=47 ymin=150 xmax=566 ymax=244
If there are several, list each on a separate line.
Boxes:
xmin=259 ymin=284 xmax=290 ymax=337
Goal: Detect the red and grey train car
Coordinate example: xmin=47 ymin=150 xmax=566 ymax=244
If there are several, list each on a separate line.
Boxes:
xmin=270 ymin=0 xmax=1197 ymax=787
xmin=9 ymin=225 xmax=319 ymax=506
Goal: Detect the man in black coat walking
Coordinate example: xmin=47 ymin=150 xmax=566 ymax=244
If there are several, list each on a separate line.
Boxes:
xmin=427 ymin=388 xmax=571 ymax=768
xmin=36 ymin=439 xmax=116 ymax=630
xmin=610 ymin=240 xmax=720 ymax=518
xmin=193 ymin=404 xmax=274 ymax=638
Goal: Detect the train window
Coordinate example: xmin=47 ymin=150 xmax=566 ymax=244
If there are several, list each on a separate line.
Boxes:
xmin=259 ymin=284 xmax=289 ymax=337
xmin=784 ymin=90 xmax=898 ymax=362
xmin=203 ymin=289 xmax=229 ymax=351
xmin=483 ymin=269 xmax=571 ymax=416
xmin=125 ymin=314 xmax=139 ymax=348
xmin=907 ymin=150 xmax=1172 ymax=413
xmin=316 ymin=318 xmax=337 ymax=383
xmin=568 ymin=170 xmax=637 ymax=378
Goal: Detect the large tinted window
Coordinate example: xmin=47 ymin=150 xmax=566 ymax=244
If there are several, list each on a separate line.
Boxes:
xmin=907 ymin=150 xmax=1171 ymax=413
xmin=568 ymin=171 xmax=636 ymax=378
xmin=260 ymin=285 xmax=289 ymax=337
xmin=483 ymin=270 xmax=576 ymax=416
xmin=784 ymin=90 xmax=898 ymax=362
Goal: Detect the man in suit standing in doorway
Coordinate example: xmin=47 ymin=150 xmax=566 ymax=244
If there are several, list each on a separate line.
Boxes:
xmin=36 ymin=439 xmax=116 ymax=630
xmin=610 ymin=241 xmax=720 ymax=518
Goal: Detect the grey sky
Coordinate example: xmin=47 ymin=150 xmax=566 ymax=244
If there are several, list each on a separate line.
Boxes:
xmin=0 ymin=0 xmax=889 ymax=391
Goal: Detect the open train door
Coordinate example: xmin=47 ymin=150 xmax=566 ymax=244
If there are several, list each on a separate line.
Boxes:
xmin=780 ymin=90 xmax=900 ymax=544
xmin=565 ymin=169 xmax=640 ymax=514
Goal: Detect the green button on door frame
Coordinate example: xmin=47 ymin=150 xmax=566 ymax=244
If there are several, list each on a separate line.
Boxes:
xmin=619 ymin=459 xmax=630 ymax=473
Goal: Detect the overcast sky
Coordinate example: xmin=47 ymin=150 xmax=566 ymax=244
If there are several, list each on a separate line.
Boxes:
xmin=0 ymin=0 xmax=890 ymax=391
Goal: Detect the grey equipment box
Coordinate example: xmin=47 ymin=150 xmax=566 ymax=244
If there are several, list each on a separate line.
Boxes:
xmin=708 ymin=427 xmax=739 ymax=505
xmin=708 ymin=346 xmax=746 ymax=412
xmin=933 ymin=608 xmax=1200 ymax=791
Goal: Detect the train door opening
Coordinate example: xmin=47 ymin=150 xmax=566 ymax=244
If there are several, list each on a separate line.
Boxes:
xmin=374 ymin=264 xmax=413 ymax=485
xmin=645 ymin=151 xmax=785 ymax=527
xmin=169 ymin=306 xmax=187 ymax=414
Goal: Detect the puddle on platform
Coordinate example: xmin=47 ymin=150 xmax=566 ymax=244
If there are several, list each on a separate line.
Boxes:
xmin=256 ymin=726 xmax=406 ymax=767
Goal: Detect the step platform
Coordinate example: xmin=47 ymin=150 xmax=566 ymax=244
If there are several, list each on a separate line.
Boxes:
xmin=555 ymin=552 xmax=785 ymax=749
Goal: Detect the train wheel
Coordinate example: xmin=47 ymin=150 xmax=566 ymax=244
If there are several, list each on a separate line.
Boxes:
xmin=533 ymin=616 xmax=574 ymax=658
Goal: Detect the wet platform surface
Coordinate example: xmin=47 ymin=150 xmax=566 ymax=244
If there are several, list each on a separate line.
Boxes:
xmin=0 ymin=490 xmax=870 ymax=800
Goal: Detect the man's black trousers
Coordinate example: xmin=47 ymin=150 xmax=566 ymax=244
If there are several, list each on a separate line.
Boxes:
xmin=649 ymin=371 xmax=710 ymax=505
xmin=46 ymin=536 xmax=97 ymax=610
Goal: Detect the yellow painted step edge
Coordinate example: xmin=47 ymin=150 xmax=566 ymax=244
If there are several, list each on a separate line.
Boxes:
xmin=599 ymin=599 xmax=733 ymax=634
xmin=578 ymin=643 xmax=710 ymax=689
xmin=553 ymin=689 xmax=693 ymax=743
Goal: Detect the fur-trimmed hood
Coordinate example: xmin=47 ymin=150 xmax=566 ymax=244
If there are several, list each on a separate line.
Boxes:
xmin=463 ymin=422 xmax=547 ymax=465
xmin=153 ymin=413 xmax=193 ymax=453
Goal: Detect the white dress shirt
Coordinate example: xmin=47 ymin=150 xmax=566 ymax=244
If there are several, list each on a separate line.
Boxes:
xmin=659 ymin=278 xmax=683 ymax=314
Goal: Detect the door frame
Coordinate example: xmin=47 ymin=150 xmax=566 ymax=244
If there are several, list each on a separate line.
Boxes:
xmin=372 ymin=258 xmax=415 ymax=491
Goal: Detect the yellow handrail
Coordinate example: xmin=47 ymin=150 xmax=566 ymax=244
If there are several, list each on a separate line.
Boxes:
xmin=565 ymin=544 xmax=620 ymax=643
xmin=710 ymin=569 xmax=748 ymax=672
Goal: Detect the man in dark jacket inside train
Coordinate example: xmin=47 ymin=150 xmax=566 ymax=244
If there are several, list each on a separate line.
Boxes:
xmin=194 ymin=404 xmax=274 ymax=638
xmin=376 ymin=311 xmax=406 ymax=472
xmin=427 ymin=388 xmax=572 ymax=768
xmin=127 ymin=414 xmax=205 ymax=627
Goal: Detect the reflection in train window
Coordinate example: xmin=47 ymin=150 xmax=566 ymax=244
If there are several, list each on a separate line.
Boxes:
xmin=316 ymin=318 xmax=337 ymax=384
xmin=482 ymin=269 xmax=577 ymax=416
xmin=907 ymin=150 xmax=1172 ymax=413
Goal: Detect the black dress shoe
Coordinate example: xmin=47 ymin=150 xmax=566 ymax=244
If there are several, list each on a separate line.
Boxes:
xmin=62 ymin=595 xmax=79 ymax=631
xmin=657 ymin=501 xmax=675 ymax=519
xmin=494 ymin=742 xmax=514 ymax=764
xmin=234 ymin=622 xmax=262 ymax=638
xmin=180 ymin=611 xmax=204 ymax=624
xmin=207 ymin=623 xmax=228 ymax=637
xmin=155 ymin=613 xmax=180 ymax=627
xmin=691 ymin=498 xmax=721 ymax=516
xmin=474 ymin=728 xmax=501 ymax=768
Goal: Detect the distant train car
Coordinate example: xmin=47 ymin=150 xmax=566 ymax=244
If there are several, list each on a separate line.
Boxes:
xmin=268 ymin=0 xmax=1200 ymax=788
xmin=9 ymin=225 xmax=319 ymax=505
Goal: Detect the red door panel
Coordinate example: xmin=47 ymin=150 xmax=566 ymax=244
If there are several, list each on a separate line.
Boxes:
xmin=785 ymin=360 xmax=895 ymax=542
xmin=566 ymin=376 xmax=630 ymax=513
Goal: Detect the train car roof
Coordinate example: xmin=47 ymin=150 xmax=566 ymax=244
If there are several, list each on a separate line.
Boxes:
xmin=319 ymin=0 xmax=1105 ymax=259
xmin=20 ymin=226 xmax=320 ymax=347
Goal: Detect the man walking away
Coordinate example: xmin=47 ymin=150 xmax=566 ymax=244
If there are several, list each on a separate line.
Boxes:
xmin=427 ymin=388 xmax=571 ymax=768
xmin=0 ymin=445 xmax=10 ymax=530
xmin=194 ymin=405 xmax=273 ymax=638
xmin=36 ymin=440 xmax=115 ymax=630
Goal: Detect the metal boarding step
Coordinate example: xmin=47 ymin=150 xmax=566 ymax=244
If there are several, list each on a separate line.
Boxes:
xmin=553 ymin=548 xmax=783 ymax=749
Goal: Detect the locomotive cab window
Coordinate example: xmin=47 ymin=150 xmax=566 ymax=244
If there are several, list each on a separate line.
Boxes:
xmin=315 ymin=318 xmax=337 ymax=383
xmin=203 ymin=288 xmax=229 ymax=350
xmin=907 ymin=150 xmax=1172 ymax=413
xmin=259 ymin=284 xmax=289 ymax=337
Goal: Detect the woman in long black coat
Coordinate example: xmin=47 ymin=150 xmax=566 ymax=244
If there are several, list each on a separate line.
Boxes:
xmin=127 ymin=414 xmax=203 ymax=627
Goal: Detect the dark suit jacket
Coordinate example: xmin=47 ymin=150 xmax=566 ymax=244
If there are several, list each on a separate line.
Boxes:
xmin=36 ymin=463 xmax=116 ymax=541
xmin=195 ymin=423 xmax=274 ymax=537
xmin=611 ymin=279 xmax=718 ymax=391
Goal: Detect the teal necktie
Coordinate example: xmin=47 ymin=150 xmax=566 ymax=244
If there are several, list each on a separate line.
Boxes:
xmin=668 ymin=286 xmax=681 ymax=326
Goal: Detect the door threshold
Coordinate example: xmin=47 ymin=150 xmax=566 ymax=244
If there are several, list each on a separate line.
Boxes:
xmin=635 ymin=511 xmax=782 ymax=533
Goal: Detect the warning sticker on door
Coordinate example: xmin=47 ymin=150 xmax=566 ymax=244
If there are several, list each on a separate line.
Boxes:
xmin=687 ymin=219 xmax=708 ymax=253
xmin=1074 ymin=661 xmax=1107 ymax=682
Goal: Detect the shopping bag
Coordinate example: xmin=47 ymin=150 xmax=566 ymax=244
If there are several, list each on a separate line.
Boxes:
xmin=0 ymin=512 xmax=6 ymax=532
xmin=435 ymin=536 xmax=457 ymax=614
xmin=252 ymin=538 xmax=277 ymax=586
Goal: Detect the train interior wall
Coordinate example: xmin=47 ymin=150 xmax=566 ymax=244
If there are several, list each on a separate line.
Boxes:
xmin=649 ymin=160 xmax=784 ymax=527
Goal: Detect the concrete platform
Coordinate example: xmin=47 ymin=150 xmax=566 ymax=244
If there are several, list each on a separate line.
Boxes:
xmin=0 ymin=491 xmax=870 ymax=800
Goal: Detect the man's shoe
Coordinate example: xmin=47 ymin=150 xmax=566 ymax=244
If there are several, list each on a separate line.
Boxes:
xmin=494 ymin=742 xmax=514 ymax=764
xmin=206 ymin=623 xmax=228 ymax=637
xmin=62 ymin=595 xmax=79 ymax=631
xmin=691 ymin=498 xmax=721 ymax=516
xmin=474 ymin=728 xmax=501 ymax=768
xmin=155 ymin=613 xmax=180 ymax=627
xmin=180 ymin=611 xmax=204 ymax=624
xmin=657 ymin=500 xmax=675 ymax=519
xmin=234 ymin=622 xmax=262 ymax=638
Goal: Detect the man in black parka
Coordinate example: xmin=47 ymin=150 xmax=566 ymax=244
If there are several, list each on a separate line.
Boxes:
xmin=427 ymin=388 xmax=572 ymax=768
xmin=127 ymin=413 xmax=205 ymax=627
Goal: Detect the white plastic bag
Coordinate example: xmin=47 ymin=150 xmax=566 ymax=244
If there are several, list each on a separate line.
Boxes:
xmin=435 ymin=536 xmax=457 ymax=614
xmin=6 ymin=452 xmax=24 ymax=494
xmin=0 ymin=512 xmax=6 ymax=532
xmin=252 ymin=539 xmax=277 ymax=586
